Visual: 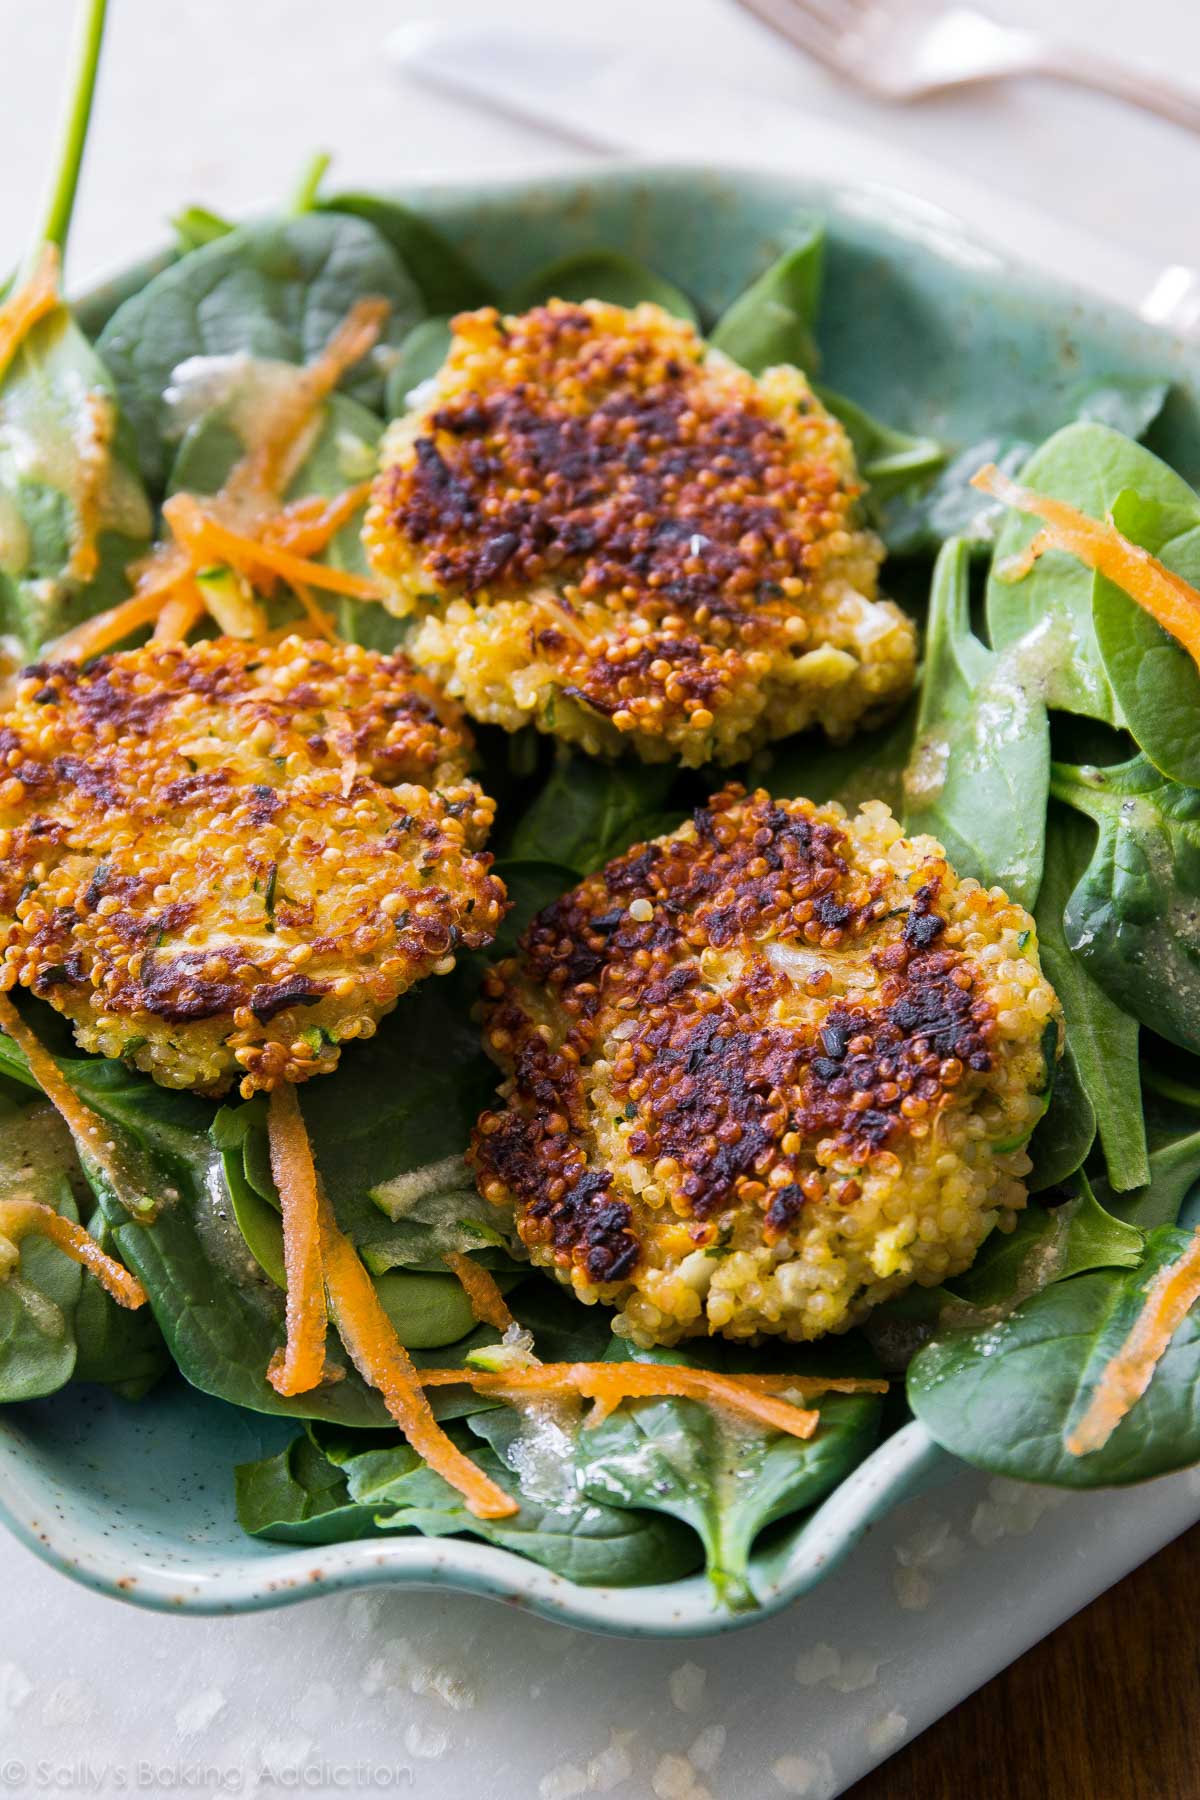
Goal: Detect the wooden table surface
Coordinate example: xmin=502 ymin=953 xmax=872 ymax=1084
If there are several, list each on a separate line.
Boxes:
xmin=847 ymin=1522 xmax=1200 ymax=1800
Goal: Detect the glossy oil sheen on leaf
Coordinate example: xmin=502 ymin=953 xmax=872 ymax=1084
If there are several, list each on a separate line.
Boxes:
xmin=573 ymin=1347 xmax=881 ymax=1607
xmin=0 ymin=306 xmax=153 ymax=654
xmin=903 ymin=537 xmax=1049 ymax=909
xmin=984 ymin=420 xmax=1192 ymax=723
xmin=97 ymin=213 xmax=424 ymax=488
xmin=1052 ymin=755 xmax=1200 ymax=1057
xmin=909 ymin=1226 xmax=1200 ymax=1487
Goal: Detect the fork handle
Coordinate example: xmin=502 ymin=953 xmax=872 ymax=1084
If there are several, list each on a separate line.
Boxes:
xmin=1037 ymin=41 xmax=1200 ymax=135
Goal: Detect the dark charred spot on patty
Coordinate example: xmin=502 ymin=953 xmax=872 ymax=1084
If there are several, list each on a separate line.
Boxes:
xmin=249 ymin=974 xmax=330 ymax=1023
xmin=378 ymin=301 xmax=845 ymax=621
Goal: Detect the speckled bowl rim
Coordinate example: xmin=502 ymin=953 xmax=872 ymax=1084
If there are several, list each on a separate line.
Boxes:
xmin=0 ymin=158 xmax=1186 ymax=1635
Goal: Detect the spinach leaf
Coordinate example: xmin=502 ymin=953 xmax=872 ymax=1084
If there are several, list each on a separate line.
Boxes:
xmin=502 ymin=754 xmax=681 ymax=877
xmin=881 ymin=378 xmax=1168 ymax=560
xmin=816 ymin=388 xmax=944 ymax=501
xmin=71 ymin=1203 xmax=169 ymax=1398
xmin=236 ymin=1431 xmax=381 ymax=1545
xmin=1051 ymin=755 xmax=1200 ymax=1056
xmin=170 ymin=206 xmax=234 ymax=254
xmin=0 ymin=306 xmax=153 ymax=654
xmin=903 ymin=537 xmax=1049 ymax=909
xmin=1092 ymin=486 xmax=1200 ymax=786
xmin=943 ymin=1180 xmax=1143 ymax=1312
xmin=710 ymin=227 xmax=823 ymax=375
xmin=320 ymin=193 xmax=491 ymax=315
xmin=984 ymin=421 xmax=1191 ymax=724
xmin=385 ymin=317 xmax=452 ymax=418
xmin=339 ymin=1409 xmax=702 ymax=1587
xmin=97 ymin=213 xmax=424 ymax=488
xmin=908 ymin=1226 xmax=1200 ymax=1486
xmin=505 ymin=251 xmax=697 ymax=324
xmin=1098 ymin=1128 xmax=1200 ymax=1233
xmin=0 ymin=1030 xmax=390 ymax=1427
xmin=763 ymin=701 xmax=916 ymax=818
xmin=1030 ymin=805 xmax=1148 ymax=1192
xmin=0 ymin=1108 xmax=82 ymax=1404
xmin=573 ymin=1347 xmax=881 ymax=1608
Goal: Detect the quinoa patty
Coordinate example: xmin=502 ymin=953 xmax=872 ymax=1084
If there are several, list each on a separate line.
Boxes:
xmin=0 ymin=637 xmax=505 ymax=1096
xmin=364 ymin=301 xmax=915 ymax=767
xmin=471 ymin=785 xmax=1059 ymax=1345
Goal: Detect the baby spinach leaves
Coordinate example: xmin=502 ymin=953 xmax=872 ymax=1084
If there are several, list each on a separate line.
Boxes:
xmin=0 ymin=306 xmax=152 ymax=654
xmin=385 ymin=317 xmax=452 ymax=418
xmin=1092 ymin=487 xmax=1200 ymax=787
xmin=903 ymin=537 xmax=1049 ymax=909
xmin=1051 ymin=755 xmax=1200 ymax=1057
xmin=765 ymin=700 xmax=915 ymax=819
xmin=710 ymin=227 xmax=823 ymax=375
xmin=238 ymin=1409 xmax=702 ymax=1587
xmin=319 ymin=193 xmax=492 ymax=316
xmin=909 ymin=1225 xmax=1200 ymax=1487
xmin=501 ymin=754 xmax=682 ymax=877
xmin=817 ymin=388 xmax=944 ymax=505
xmin=879 ymin=378 xmax=1168 ymax=561
xmin=506 ymin=251 xmax=698 ymax=324
xmin=984 ymin=420 xmax=1188 ymax=724
xmin=97 ymin=213 xmax=424 ymax=489
xmin=1030 ymin=805 xmax=1148 ymax=1193
xmin=573 ymin=1346 xmax=881 ymax=1608
xmin=0 ymin=1111 xmax=82 ymax=1404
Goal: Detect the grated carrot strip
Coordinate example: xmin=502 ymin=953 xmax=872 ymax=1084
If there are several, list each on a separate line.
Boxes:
xmin=1067 ymin=1228 xmax=1200 ymax=1456
xmin=162 ymin=493 xmax=385 ymax=600
xmin=0 ymin=992 xmax=145 ymax=1209
xmin=443 ymin=1251 xmax=515 ymax=1332
xmin=318 ymin=1191 xmax=517 ymax=1519
xmin=0 ymin=244 xmax=61 ymax=384
xmin=265 ymin=1084 xmax=329 ymax=1398
xmin=287 ymin=582 xmax=338 ymax=642
xmin=973 ymin=462 xmax=1200 ymax=671
xmin=46 ymin=585 xmax=176 ymax=664
xmin=412 ymin=1363 xmax=869 ymax=1438
xmin=151 ymin=583 xmax=206 ymax=645
xmin=0 ymin=1198 xmax=146 ymax=1309
xmin=263 ymin=482 xmax=374 ymax=558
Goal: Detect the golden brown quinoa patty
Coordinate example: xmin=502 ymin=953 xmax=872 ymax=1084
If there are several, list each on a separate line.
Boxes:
xmin=363 ymin=301 xmax=915 ymax=766
xmin=470 ymin=785 xmax=1059 ymax=1345
xmin=0 ymin=637 xmax=505 ymax=1096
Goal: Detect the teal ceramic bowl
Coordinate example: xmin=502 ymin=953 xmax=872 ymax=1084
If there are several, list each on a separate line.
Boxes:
xmin=2 ymin=163 xmax=1199 ymax=1636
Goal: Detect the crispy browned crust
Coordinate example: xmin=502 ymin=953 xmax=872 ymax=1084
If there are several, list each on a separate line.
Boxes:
xmin=364 ymin=301 xmax=911 ymax=761
xmin=0 ymin=637 xmax=506 ymax=1095
xmin=470 ymin=786 xmax=1000 ymax=1289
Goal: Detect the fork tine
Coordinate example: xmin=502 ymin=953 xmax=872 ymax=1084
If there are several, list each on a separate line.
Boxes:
xmin=735 ymin=0 xmax=843 ymax=60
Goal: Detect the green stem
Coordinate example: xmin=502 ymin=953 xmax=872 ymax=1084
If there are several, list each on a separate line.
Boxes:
xmin=27 ymin=0 xmax=109 ymax=272
xmin=289 ymin=150 xmax=331 ymax=216
xmin=1142 ymin=1065 xmax=1200 ymax=1111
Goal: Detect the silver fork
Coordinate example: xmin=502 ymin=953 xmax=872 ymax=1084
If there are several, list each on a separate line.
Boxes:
xmin=735 ymin=0 xmax=1200 ymax=133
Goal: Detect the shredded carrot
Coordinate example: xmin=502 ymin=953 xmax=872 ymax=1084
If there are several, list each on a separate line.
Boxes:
xmin=152 ymin=584 xmax=206 ymax=645
xmin=0 ymin=1198 xmax=146 ymax=1309
xmin=265 ymin=1084 xmax=329 ymax=1398
xmin=47 ymin=585 xmax=178 ymax=664
xmin=318 ymin=1191 xmax=517 ymax=1519
xmin=973 ymin=462 xmax=1200 ymax=671
xmin=411 ymin=1363 xmax=887 ymax=1438
xmin=0 ymin=992 xmax=147 ymax=1211
xmin=1067 ymin=1228 xmax=1200 ymax=1456
xmin=0 ymin=244 xmax=60 ymax=384
xmin=162 ymin=494 xmax=385 ymax=600
xmin=443 ymin=1252 xmax=515 ymax=1332
xmin=288 ymin=582 xmax=338 ymax=642
xmin=263 ymin=483 xmax=374 ymax=558
xmin=224 ymin=301 xmax=388 ymax=509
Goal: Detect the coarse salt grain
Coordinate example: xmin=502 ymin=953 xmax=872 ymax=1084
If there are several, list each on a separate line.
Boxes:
xmin=771 ymin=1751 xmax=835 ymax=1797
xmin=404 ymin=1721 xmax=450 ymax=1760
xmin=688 ymin=1725 xmax=726 ymax=1775
xmin=539 ymin=1762 xmax=590 ymax=1800
xmin=668 ymin=1661 xmax=707 ymax=1714
xmin=866 ymin=1710 xmax=908 ymax=1756
xmin=652 ymin=1753 xmax=697 ymax=1799
xmin=175 ymin=1686 xmax=227 ymax=1737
